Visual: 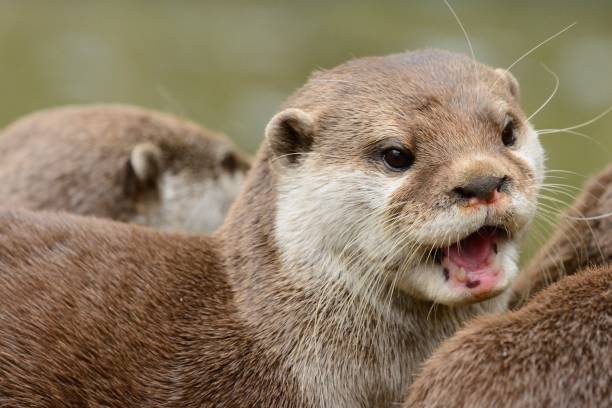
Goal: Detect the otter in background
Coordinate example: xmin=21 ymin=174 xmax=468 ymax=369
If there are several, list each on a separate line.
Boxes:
xmin=404 ymin=164 xmax=612 ymax=408
xmin=0 ymin=105 xmax=250 ymax=232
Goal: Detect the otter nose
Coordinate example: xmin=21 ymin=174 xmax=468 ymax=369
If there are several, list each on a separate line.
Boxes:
xmin=453 ymin=176 xmax=506 ymax=201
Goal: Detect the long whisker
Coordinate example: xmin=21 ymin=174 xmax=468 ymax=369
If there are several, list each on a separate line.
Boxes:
xmin=527 ymin=63 xmax=559 ymax=121
xmin=537 ymin=105 xmax=612 ymax=134
xmin=503 ymin=22 xmax=576 ymax=75
xmin=564 ymin=211 xmax=612 ymax=221
xmin=443 ymin=0 xmax=475 ymax=60
xmin=538 ymin=129 xmax=612 ymax=157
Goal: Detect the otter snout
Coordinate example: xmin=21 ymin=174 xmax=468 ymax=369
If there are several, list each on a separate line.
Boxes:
xmin=453 ymin=175 xmax=509 ymax=203
xmin=447 ymin=157 xmax=513 ymax=205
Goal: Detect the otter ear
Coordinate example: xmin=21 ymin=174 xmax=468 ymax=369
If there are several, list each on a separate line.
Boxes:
xmin=265 ymin=108 xmax=315 ymax=164
xmin=124 ymin=142 xmax=163 ymax=197
xmin=495 ymin=68 xmax=520 ymax=99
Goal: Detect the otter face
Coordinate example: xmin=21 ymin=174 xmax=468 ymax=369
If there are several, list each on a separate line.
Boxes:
xmin=126 ymin=142 xmax=250 ymax=233
xmin=270 ymin=50 xmax=544 ymax=306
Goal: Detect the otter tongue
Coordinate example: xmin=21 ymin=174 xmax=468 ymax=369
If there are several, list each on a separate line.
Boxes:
xmin=444 ymin=229 xmax=495 ymax=271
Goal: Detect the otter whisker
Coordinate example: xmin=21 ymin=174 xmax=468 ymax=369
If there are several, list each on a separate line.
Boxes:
xmin=527 ymin=63 xmax=559 ymax=121
xmin=527 ymin=218 xmax=568 ymax=285
xmin=527 ymin=212 xmax=589 ymax=286
xmin=537 ymin=105 xmax=612 ymax=135
xmin=155 ymin=84 xmax=189 ymax=118
xmin=563 ymin=211 xmax=612 ymax=221
xmin=498 ymin=22 xmax=576 ymax=79
xmin=537 ymin=129 xmax=612 ymax=157
xmin=443 ymin=0 xmax=475 ymax=60
xmin=533 ymin=203 xmax=587 ymax=258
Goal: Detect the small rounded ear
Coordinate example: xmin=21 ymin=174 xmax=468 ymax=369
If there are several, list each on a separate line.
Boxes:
xmin=265 ymin=108 xmax=315 ymax=164
xmin=220 ymin=150 xmax=251 ymax=173
xmin=124 ymin=142 xmax=163 ymax=197
xmin=495 ymin=68 xmax=520 ymax=99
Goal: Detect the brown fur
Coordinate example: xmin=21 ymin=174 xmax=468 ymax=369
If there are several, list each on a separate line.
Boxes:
xmin=0 ymin=50 xmax=540 ymax=407
xmin=511 ymin=164 xmax=612 ymax=308
xmin=0 ymin=210 xmax=300 ymax=407
xmin=0 ymin=104 xmax=250 ymax=231
xmin=404 ymin=264 xmax=612 ymax=408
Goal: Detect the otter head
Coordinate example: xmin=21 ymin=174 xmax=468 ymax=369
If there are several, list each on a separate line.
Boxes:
xmin=268 ymin=49 xmax=544 ymax=307
xmin=124 ymin=134 xmax=250 ymax=233
xmin=0 ymin=105 xmax=250 ymax=234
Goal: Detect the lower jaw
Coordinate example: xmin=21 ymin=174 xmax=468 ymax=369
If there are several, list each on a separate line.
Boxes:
xmin=444 ymin=254 xmax=517 ymax=305
xmin=446 ymin=287 xmax=510 ymax=308
xmin=443 ymin=262 xmax=503 ymax=291
xmin=394 ymin=242 xmax=518 ymax=305
xmin=438 ymin=227 xmax=510 ymax=289
xmin=394 ymin=269 xmax=508 ymax=306
xmin=436 ymin=279 xmax=509 ymax=306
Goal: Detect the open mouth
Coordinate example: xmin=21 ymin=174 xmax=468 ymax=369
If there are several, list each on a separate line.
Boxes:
xmin=434 ymin=226 xmax=508 ymax=292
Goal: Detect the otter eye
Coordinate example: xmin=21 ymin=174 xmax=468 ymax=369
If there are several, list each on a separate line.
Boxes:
xmin=501 ymin=117 xmax=517 ymax=147
xmin=382 ymin=148 xmax=414 ymax=171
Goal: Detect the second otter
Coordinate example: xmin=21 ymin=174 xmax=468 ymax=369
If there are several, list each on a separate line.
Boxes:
xmin=0 ymin=50 xmax=544 ymax=407
xmin=0 ymin=105 xmax=250 ymax=232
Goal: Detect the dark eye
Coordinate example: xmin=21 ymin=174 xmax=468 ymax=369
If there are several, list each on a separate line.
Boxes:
xmin=501 ymin=116 xmax=517 ymax=147
xmin=382 ymin=148 xmax=414 ymax=171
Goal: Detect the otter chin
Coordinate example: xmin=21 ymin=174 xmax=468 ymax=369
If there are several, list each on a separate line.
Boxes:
xmin=398 ymin=220 xmax=523 ymax=306
xmin=399 ymin=206 xmax=524 ymax=306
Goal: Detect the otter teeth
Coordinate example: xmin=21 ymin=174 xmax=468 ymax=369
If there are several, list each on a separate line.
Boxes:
xmin=455 ymin=267 xmax=467 ymax=283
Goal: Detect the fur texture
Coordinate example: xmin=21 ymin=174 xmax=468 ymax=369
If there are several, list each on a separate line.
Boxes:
xmin=0 ymin=211 xmax=301 ymax=407
xmin=0 ymin=50 xmax=543 ymax=407
xmin=404 ymin=264 xmax=612 ymax=408
xmin=0 ymin=104 xmax=250 ymax=232
xmin=511 ymin=163 xmax=612 ymax=308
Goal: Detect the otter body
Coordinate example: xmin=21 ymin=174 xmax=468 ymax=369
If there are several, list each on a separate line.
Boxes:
xmin=0 ymin=105 xmax=249 ymax=232
xmin=0 ymin=50 xmax=544 ymax=407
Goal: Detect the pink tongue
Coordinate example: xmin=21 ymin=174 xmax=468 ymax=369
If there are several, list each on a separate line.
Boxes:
xmin=444 ymin=231 xmax=495 ymax=270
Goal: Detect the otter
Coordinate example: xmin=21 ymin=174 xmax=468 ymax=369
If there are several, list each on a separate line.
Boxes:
xmin=0 ymin=105 xmax=250 ymax=232
xmin=404 ymin=164 xmax=612 ymax=408
xmin=0 ymin=49 xmax=544 ymax=407
xmin=510 ymin=163 xmax=612 ymax=308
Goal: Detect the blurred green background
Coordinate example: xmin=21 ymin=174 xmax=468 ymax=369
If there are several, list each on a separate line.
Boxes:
xmin=0 ymin=0 xmax=610 ymax=260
